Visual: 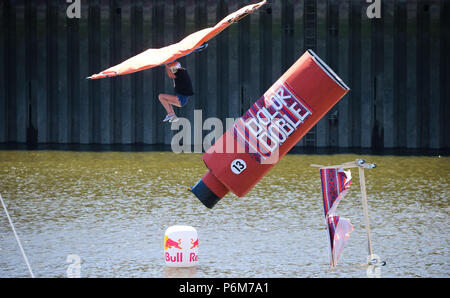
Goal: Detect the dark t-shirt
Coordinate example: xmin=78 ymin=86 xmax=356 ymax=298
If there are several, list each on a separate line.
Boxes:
xmin=174 ymin=69 xmax=194 ymax=96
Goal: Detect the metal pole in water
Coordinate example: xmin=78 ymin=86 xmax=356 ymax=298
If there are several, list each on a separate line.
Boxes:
xmin=357 ymin=164 xmax=374 ymax=258
xmin=0 ymin=193 xmax=35 ymax=278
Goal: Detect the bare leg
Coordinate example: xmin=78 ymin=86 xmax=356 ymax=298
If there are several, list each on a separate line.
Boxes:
xmin=158 ymin=94 xmax=181 ymax=115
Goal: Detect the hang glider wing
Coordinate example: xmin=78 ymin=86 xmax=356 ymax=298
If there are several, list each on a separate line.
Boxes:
xmin=87 ymin=0 xmax=267 ymax=80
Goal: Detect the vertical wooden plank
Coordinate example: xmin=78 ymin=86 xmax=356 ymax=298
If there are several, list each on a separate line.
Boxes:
xmin=217 ymin=0 xmax=229 ymax=121
xmin=238 ymin=0 xmax=251 ymax=113
xmin=67 ymin=3 xmax=80 ymax=144
xmin=36 ymin=0 xmax=48 ymax=143
xmin=394 ymin=0 xmax=407 ymax=148
xmin=89 ymin=0 xmax=101 ymax=144
xmin=302 ymin=0 xmax=317 ymax=148
xmin=25 ymin=0 xmax=39 ymax=146
xmin=242 ymin=0 xmax=253 ymax=111
xmin=174 ymin=0 xmax=186 ymax=103
xmin=417 ymin=0 xmax=431 ymax=149
xmin=110 ymin=0 xmax=123 ymax=144
xmin=281 ymin=0 xmax=294 ymax=143
xmin=47 ymin=0 xmax=59 ymax=143
xmin=326 ymin=0 xmax=339 ymax=72
xmin=294 ymin=0 xmax=304 ymax=59
xmin=0 ymin=0 xmax=5 ymax=142
xmin=16 ymin=1 xmax=27 ymax=143
xmin=349 ymin=0 xmax=362 ymax=148
xmin=99 ymin=0 xmax=110 ymax=144
xmin=371 ymin=0 xmax=384 ymax=150
xmin=281 ymin=0 xmax=295 ymax=72
xmin=163 ymin=0 xmax=175 ymax=145
xmin=326 ymin=0 xmax=340 ymax=148
xmin=184 ymin=0 xmax=196 ymax=149
xmin=206 ymin=1 xmax=218 ymax=119
xmin=5 ymin=0 xmax=17 ymax=142
xmin=173 ymin=1 xmax=185 ymax=126
xmin=163 ymin=0 xmax=175 ymax=104
xmin=259 ymin=0 xmax=272 ymax=95
xmin=440 ymin=0 xmax=450 ymax=149
xmin=120 ymin=0 xmax=132 ymax=144
xmin=131 ymin=0 xmax=143 ymax=144
xmin=175 ymin=2 xmax=187 ymax=78
xmin=271 ymin=0 xmax=282 ymax=83
xmin=429 ymin=1 xmax=440 ymax=149
xmin=57 ymin=0 xmax=68 ymax=143
xmin=338 ymin=0 xmax=350 ymax=148
xmin=191 ymin=0 xmax=207 ymax=150
xmin=202 ymin=0 xmax=218 ymax=150
xmin=360 ymin=1 xmax=372 ymax=149
xmin=185 ymin=1 xmax=195 ymax=135
xmin=142 ymin=1 xmax=153 ymax=144
xmin=151 ymin=0 xmax=164 ymax=144
xmin=406 ymin=0 xmax=418 ymax=148
xmin=293 ymin=0 xmax=304 ymax=147
xmin=79 ymin=0 xmax=89 ymax=144
xmin=315 ymin=0 xmax=327 ymax=147
xmin=383 ymin=0 xmax=394 ymax=148
xmin=227 ymin=1 xmax=239 ymax=118
xmin=249 ymin=1 xmax=260 ymax=107
xmin=194 ymin=0 xmax=208 ymax=112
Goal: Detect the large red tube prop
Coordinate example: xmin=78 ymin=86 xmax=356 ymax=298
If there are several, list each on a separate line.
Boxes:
xmin=190 ymin=50 xmax=350 ymax=208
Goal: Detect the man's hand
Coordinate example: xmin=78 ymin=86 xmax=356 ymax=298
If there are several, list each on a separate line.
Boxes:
xmin=165 ymin=64 xmax=176 ymax=79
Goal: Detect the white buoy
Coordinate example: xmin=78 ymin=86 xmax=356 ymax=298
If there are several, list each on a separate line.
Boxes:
xmin=164 ymin=225 xmax=199 ymax=268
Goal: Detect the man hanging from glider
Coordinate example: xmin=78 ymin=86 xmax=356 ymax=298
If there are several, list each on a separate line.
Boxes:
xmin=158 ymin=61 xmax=194 ymax=123
xmin=86 ymin=0 xmax=266 ymax=121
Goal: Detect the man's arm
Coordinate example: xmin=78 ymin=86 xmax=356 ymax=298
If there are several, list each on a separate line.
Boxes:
xmin=165 ymin=64 xmax=176 ymax=79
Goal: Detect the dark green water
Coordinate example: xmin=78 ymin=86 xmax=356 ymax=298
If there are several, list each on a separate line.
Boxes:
xmin=0 ymin=151 xmax=448 ymax=277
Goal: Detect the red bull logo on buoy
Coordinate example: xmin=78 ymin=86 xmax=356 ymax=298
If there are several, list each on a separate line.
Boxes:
xmin=190 ymin=238 xmax=199 ymax=249
xmin=164 ymin=235 xmax=182 ymax=250
xmin=164 ymin=226 xmax=199 ymax=268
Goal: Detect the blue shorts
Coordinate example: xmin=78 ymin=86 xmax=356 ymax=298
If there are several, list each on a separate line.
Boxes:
xmin=176 ymin=94 xmax=189 ymax=107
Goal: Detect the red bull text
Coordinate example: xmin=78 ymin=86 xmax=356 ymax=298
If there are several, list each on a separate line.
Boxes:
xmin=164 ymin=236 xmax=199 ymax=265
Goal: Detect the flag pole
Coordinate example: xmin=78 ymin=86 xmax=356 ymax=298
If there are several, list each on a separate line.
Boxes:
xmin=312 ymin=159 xmax=382 ymax=266
xmin=357 ymin=162 xmax=374 ymax=258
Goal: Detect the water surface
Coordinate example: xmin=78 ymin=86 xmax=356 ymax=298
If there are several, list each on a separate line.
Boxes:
xmin=0 ymin=151 xmax=448 ymax=277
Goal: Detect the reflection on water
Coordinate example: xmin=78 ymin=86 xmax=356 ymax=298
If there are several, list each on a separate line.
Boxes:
xmin=0 ymin=151 xmax=448 ymax=277
xmin=163 ymin=267 xmax=197 ymax=278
